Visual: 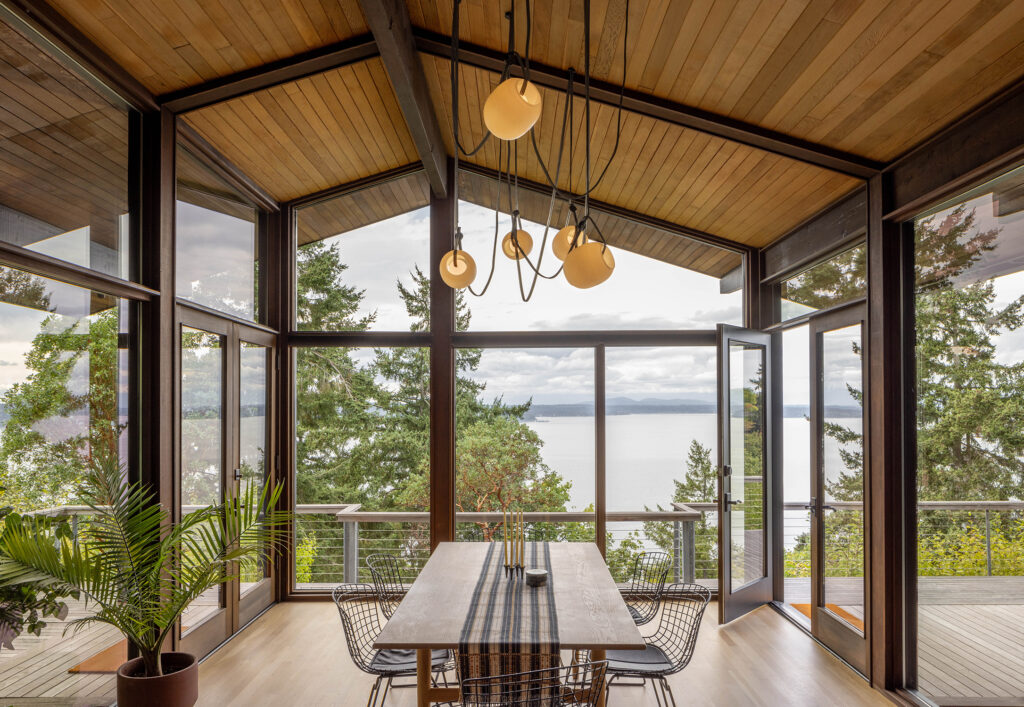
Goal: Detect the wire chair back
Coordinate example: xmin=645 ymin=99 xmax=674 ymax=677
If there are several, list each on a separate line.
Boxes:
xmin=647 ymin=583 xmax=712 ymax=675
xmin=332 ymin=584 xmax=384 ymax=674
xmin=624 ymin=551 xmax=673 ymax=625
xmin=366 ymin=553 xmax=405 ymax=619
xmin=459 ymin=661 xmax=607 ymax=707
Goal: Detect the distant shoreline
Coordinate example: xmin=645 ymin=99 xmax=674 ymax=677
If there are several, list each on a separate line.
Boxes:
xmin=523 ymin=405 xmax=859 ymax=421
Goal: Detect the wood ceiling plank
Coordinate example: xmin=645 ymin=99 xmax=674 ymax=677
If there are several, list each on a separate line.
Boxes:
xmin=832 ymin=1 xmax=1024 ymax=157
xmin=677 ymin=0 xmax=762 ymax=106
xmin=51 ymin=0 xmax=370 ymax=93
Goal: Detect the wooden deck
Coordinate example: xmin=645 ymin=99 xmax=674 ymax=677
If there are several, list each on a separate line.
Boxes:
xmin=1 ymin=589 xmax=220 ymax=707
xmin=786 ymin=576 xmax=1024 ymax=703
xmin=0 ymin=597 xmax=118 ymax=707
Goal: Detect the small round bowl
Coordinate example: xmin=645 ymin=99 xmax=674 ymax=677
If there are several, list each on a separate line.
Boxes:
xmin=525 ymin=568 xmax=548 ymax=587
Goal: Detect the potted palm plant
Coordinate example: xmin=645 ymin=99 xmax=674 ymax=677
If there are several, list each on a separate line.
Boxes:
xmin=0 ymin=458 xmax=289 ymax=707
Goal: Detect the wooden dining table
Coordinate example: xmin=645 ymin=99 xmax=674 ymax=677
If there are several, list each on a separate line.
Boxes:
xmin=374 ymin=541 xmax=645 ymax=707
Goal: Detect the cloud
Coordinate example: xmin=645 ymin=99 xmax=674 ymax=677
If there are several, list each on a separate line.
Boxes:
xmin=0 ymin=360 xmax=16 ymax=366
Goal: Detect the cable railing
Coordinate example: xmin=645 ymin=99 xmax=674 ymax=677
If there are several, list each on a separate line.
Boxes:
xmin=24 ymin=500 xmax=1024 ymax=588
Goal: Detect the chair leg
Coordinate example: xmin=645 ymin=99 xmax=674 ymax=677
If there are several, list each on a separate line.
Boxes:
xmin=366 ymin=676 xmax=381 ymax=707
xmin=378 ymin=676 xmax=392 ymax=705
xmin=651 ymin=677 xmax=665 ymax=707
xmin=659 ymin=677 xmax=677 ymax=707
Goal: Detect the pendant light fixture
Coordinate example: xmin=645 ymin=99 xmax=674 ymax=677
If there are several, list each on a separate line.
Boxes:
xmin=440 ymin=0 xmax=629 ymax=299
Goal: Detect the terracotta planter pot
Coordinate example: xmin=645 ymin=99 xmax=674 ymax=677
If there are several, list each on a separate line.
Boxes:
xmin=117 ymin=651 xmax=199 ymax=707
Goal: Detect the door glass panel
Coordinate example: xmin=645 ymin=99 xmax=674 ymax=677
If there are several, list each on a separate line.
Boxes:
xmin=180 ymin=326 xmax=224 ymax=634
xmin=820 ymin=324 xmax=865 ymax=632
xmin=729 ymin=343 xmax=766 ymax=591
xmin=240 ymin=342 xmax=269 ymax=596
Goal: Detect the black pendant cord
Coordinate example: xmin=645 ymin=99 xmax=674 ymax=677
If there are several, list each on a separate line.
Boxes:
xmin=526 ymin=0 xmax=629 ymax=200
xmin=467 ymin=139 xmax=507 ymax=298
xmin=450 ymin=0 xmax=492 ymax=158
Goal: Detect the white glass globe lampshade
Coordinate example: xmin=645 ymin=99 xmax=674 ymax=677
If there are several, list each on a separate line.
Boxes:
xmin=563 ymin=242 xmax=615 ymax=288
xmin=552 ymin=225 xmax=587 ymax=261
xmin=439 ymin=249 xmax=477 ymax=289
xmin=501 ymin=229 xmax=534 ymax=260
xmin=483 ymin=78 xmax=543 ymax=140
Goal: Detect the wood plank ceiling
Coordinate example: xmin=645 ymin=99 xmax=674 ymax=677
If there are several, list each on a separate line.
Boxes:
xmin=182 ymin=58 xmax=419 ymax=202
xmin=409 ymin=0 xmax=1024 ymax=162
xmin=40 ymin=0 xmax=1024 ymax=263
xmin=48 ymin=0 xmax=369 ymax=94
xmin=424 ymin=55 xmax=860 ymax=248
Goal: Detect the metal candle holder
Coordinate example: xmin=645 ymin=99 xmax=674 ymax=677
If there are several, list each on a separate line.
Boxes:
xmin=502 ymin=509 xmax=526 ymax=579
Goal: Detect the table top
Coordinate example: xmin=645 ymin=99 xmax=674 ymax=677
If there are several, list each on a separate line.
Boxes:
xmin=373 ymin=542 xmax=646 ymax=651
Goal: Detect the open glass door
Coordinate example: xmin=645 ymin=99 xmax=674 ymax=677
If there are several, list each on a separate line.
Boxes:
xmin=809 ymin=305 xmax=868 ymax=673
xmin=717 ymin=325 xmax=773 ymax=623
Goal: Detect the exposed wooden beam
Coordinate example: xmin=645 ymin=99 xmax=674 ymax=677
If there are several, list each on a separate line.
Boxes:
xmin=178 ymin=123 xmax=278 ymax=213
xmin=284 ymin=163 xmax=424 ymax=208
xmin=158 ymin=34 xmax=378 ymax=114
xmin=415 ymin=29 xmax=882 ymax=181
xmin=885 ymin=77 xmax=1024 ymax=221
xmin=360 ymin=1 xmax=448 ymax=197
xmin=429 ymin=160 xmax=456 ymax=549
xmin=458 ymin=162 xmax=753 ymax=257
xmin=866 ymin=175 xmax=914 ymax=690
xmin=0 ymin=0 xmax=157 ymax=110
xmin=762 ymin=187 xmax=867 ymax=282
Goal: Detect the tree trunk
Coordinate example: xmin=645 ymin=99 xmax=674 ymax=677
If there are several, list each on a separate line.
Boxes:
xmin=141 ymin=649 xmax=163 ymax=677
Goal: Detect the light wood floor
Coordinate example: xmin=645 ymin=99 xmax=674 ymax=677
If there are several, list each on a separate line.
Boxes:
xmin=196 ymin=601 xmax=889 ymax=707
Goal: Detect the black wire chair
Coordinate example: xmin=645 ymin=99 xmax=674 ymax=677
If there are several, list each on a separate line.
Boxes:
xmin=332 ymin=584 xmax=454 ymax=707
xmin=622 ymin=551 xmax=673 ymax=626
xmin=604 ymin=583 xmax=711 ymax=707
xmin=459 ymin=661 xmax=608 ymax=707
xmin=366 ymin=553 xmax=406 ymax=620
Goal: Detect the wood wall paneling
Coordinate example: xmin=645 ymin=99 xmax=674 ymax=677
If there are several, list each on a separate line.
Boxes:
xmin=293 ymin=170 xmax=430 ymax=246
xmin=456 ymin=168 xmax=742 ymax=279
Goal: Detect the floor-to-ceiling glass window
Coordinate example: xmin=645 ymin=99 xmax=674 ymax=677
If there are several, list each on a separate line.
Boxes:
xmin=0 ymin=267 xmax=130 ymax=705
xmin=291 ymin=173 xmax=432 ymax=590
xmin=0 ymin=14 xmax=137 ymax=703
xmin=453 ymin=192 xmax=743 ymax=584
xmin=174 ymin=140 xmax=273 ymax=654
xmin=769 ymin=242 xmax=869 ymax=670
xmin=913 ymin=164 xmax=1024 ymax=703
xmin=456 ymin=347 xmax=596 ymax=548
xmin=605 ymin=347 xmax=718 ymax=584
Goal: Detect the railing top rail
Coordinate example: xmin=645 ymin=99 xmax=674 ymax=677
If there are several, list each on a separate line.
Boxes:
xmin=329 ymin=509 xmax=703 ymax=523
xmin=20 ymin=500 xmax=1024 ymax=519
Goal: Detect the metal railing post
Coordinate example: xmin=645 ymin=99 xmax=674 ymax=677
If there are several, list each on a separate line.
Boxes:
xmin=673 ymin=521 xmax=681 ymax=583
xmin=984 ymin=509 xmax=992 ymax=576
xmin=344 ymin=520 xmax=359 ymax=584
xmin=682 ymin=520 xmax=696 ymax=584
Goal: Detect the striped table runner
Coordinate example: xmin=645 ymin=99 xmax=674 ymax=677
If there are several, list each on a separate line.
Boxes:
xmin=457 ymin=542 xmax=560 ymax=698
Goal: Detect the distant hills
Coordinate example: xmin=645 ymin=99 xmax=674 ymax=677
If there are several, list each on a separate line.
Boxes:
xmin=522 ymin=397 xmax=860 ymax=420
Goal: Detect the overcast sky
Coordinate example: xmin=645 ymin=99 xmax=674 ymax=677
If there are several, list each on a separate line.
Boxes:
xmin=3 ymin=188 xmax=1022 ymax=408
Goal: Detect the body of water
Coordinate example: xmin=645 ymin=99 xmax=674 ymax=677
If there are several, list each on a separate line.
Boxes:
xmin=526 ymin=412 xmax=862 ymax=548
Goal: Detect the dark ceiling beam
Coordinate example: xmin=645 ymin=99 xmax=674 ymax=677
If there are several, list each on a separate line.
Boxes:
xmin=159 ymin=34 xmax=378 ymax=113
xmin=761 ymin=186 xmax=867 ymax=282
xmin=359 ymin=1 xmax=449 ymax=198
xmin=178 ymin=123 xmax=278 ymax=212
xmin=414 ymin=29 xmax=883 ymax=181
xmin=884 ymin=77 xmax=1024 ymax=221
xmin=458 ymin=162 xmax=754 ymax=257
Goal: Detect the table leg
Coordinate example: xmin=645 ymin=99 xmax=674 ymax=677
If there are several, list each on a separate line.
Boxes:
xmin=591 ymin=648 xmax=607 ymax=707
xmin=417 ymin=648 xmax=430 ymax=707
